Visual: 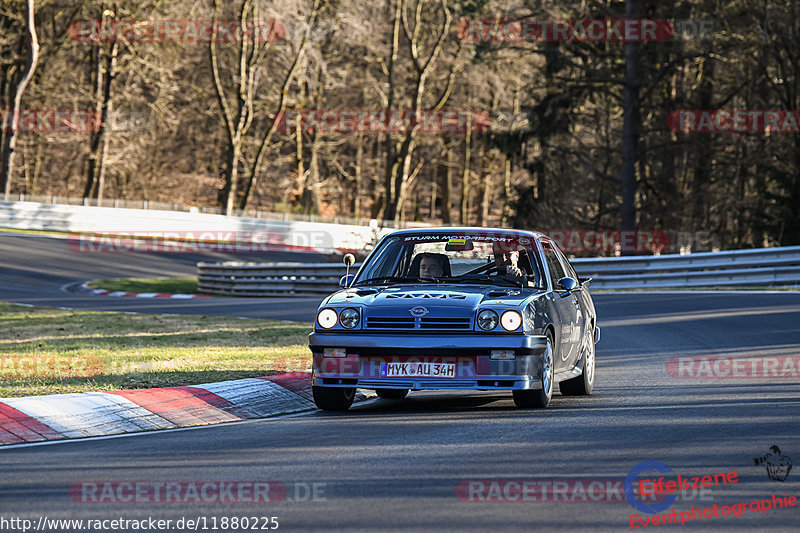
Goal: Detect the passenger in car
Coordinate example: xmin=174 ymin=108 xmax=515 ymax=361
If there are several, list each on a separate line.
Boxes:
xmin=494 ymin=248 xmax=526 ymax=276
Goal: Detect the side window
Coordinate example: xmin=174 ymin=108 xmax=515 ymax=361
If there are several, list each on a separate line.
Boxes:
xmin=541 ymin=241 xmax=568 ymax=288
xmin=553 ymin=243 xmax=579 ymax=282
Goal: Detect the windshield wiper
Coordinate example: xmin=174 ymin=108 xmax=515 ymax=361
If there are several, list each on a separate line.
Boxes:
xmin=354 ymin=276 xmax=429 ymax=286
xmin=436 ymin=275 xmax=526 ymax=288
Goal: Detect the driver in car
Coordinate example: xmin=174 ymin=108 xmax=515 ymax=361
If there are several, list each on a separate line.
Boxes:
xmin=419 ymin=255 xmax=445 ymax=279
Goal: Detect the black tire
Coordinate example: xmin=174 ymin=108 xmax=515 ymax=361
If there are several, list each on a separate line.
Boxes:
xmin=375 ymin=388 xmax=409 ymax=399
xmin=312 ymin=386 xmax=355 ymax=411
xmin=512 ymin=331 xmax=554 ymax=408
xmin=559 ymin=324 xmax=596 ymax=396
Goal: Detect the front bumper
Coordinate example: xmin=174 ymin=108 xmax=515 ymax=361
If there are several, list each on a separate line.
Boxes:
xmin=309 ymin=332 xmax=548 ymax=391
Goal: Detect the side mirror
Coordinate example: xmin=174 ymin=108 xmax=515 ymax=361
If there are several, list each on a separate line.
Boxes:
xmin=557 ymin=277 xmax=578 ymax=292
xmin=342 ymin=253 xmax=356 ymax=288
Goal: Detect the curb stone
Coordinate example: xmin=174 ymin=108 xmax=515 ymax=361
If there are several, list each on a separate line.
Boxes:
xmin=80 ymin=281 xmax=211 ymax=299
xmin=0 ymin=372 xmax=372 ymax=446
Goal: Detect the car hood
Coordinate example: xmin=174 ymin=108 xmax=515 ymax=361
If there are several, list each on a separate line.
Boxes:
xmin=324 ymin=284 xmax=540 ymax=311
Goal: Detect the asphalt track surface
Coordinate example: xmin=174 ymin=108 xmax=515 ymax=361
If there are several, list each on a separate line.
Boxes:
xmin=0 ymin=233 xmax=327 ymax=320
xmin=1 ymin=233 xmax=799 ymax=531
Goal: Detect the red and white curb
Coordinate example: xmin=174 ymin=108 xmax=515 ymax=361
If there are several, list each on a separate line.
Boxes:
xmin=0 ymin=372 xmax=370 ymax=446
xmin=81 ymin=281 xmax=210 ymax=299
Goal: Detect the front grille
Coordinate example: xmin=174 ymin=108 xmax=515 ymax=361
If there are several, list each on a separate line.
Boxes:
xmin=477 ymin=380 xmax=516 ymax=387
xmin=419 ymin=317 xmax=471 ymax=329
xmin=321 ymin=378 xmax=358 ymax=385
xmin=366 ymin=317 xmax=415 ymax=329
xmin=417 ymin=380 xmax=476 ymax=388
xmin=385 ymin=293 xmax=467 ymax=299
xmin=357 ymin=380 xmax=476 ymax=389
xmin=358 ymin=380 xmax=415 ymax=388
xmin=366 ymin=316 xmax=472 ymax=330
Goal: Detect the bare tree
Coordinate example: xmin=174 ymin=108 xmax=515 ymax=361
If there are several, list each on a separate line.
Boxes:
xmin=83 ymin=6 xmax=119 ymax=202
xmin=383 ymin=0 xmax=462 ymax=223
xmin=1 ymin=0 xmax=38 ymax=200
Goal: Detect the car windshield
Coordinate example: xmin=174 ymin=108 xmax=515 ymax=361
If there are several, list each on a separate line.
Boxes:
xmin=353 ymin=232 xmax=544 ymax=288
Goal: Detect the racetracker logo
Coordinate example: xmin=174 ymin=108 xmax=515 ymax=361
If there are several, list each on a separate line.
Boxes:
xmin=0 ymin=354 xmax=103 ymax=379
xmin=540 ymin=230 xmax=670 ymax=254
xmin=67 ymin=231 xmax=334 ymax=254
xmin=456 ymin=479 xmax=712 ymax=503
xmin=69 ymin=481 xmax=326 ymax=504
xmin=456 ymin=19 xmax=714 ymax=42
xmin=1 ymin=110 xmax=101 ymax=133
xmin=68 ymin=20 xmax=285 ymax=43
xmin=668 ymin=110 xmax=800 ymax=133
xmin=274 ymin=110 xmax=490 ymax=134
xmin=665 ymin=356 xmax=800 ymax=379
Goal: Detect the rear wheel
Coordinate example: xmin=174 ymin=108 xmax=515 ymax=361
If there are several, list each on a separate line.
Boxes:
xmin=312 ymin=386 xmax=355 ymax=411
xmin=376 ymin=388 xmax=409 ymax=399
xmin=513 ymin=331 xmax=554 ymax=408
xmin=559 ymin=325 xmax=595 ymax=396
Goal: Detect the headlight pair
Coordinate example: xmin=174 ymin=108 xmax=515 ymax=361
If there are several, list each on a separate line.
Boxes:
xmin=477 ymin=309 xmax=522 ymax=331
xmin=317 ymin=308 xmax=360 ymax=329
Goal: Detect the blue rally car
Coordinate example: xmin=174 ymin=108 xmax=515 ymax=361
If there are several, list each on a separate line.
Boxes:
xmin=308 ymin=227 xmax=600 ymax=410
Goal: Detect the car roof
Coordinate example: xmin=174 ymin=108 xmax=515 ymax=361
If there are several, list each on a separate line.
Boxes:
xmin=386 ymin=227 xmax=547 ymax=239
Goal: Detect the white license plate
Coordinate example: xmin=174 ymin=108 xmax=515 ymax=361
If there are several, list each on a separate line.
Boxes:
xmin=380 ymin=362 xmax=456 ymax=378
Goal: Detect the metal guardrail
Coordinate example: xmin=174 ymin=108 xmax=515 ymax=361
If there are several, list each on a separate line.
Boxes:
xmin=197 ymin=262 xmax=363 ymax=296
xmin=571 ymin=246 xmax=800 ymax=289
xmin=196 ymin=246 xmax=800 ymax=295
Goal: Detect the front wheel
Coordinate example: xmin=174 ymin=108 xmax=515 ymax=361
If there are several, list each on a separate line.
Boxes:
xmin=512 ymin=332 xmax=554 ymax=408
xmin=559 ymin=325 xmax=595 ymax=396
xmin=313 ymin=386 xmax=355 ymax=411
xmin=376 ymin=388 xmax=409 ymax=399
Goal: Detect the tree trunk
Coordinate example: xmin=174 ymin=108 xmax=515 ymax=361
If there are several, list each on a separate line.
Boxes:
xmin=460 ymin=119 xmax=472 ymax=224
xmin=691 ymin=58 xmax=713 ymax=234
xmin=480 ymin=153 xmax=492 ymax=227
xmin=241 ymin=0 xmax=321 ymax=211
xmin=353 ymin=134 xmax=363 ymax=217
xmin=382 ymin=0 xmax=403 ymax=221
xmin=1 ymin=0 xmax=39 ymax=200
xmin=303 ymin=132 xmax=322 ymax=215
xmin=85 ymin=29 xmax=118 ymax=203
xmin=429 ymin=162 xmax=437 ymax=219
xmin=442 ymin=143 xmax=452 ymax=224
xmin=620 ymin=0 xmax=640 ymax=233
xmin=501 ymin=157 xmax=512 ymax=226
xmin=294 ymin=116 xmax=305 ymax=207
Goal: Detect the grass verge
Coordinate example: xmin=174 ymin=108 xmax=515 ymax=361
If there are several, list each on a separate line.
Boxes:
xmin=0 ymin=302 xmax=312 ymax=397
xmin=87 ymin=277 xmax=199 ymax=294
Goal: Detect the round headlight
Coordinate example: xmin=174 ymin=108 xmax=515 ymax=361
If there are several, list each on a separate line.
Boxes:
xmin=500 ymin=310 xmax=523 ymax=331
xmin=340 ymin=308 xmax=360 ymax=329
xmin=477 ymin=309 xmax=499 ymax=331
xmin=317 ymin=309 xmax=338 ymax=329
